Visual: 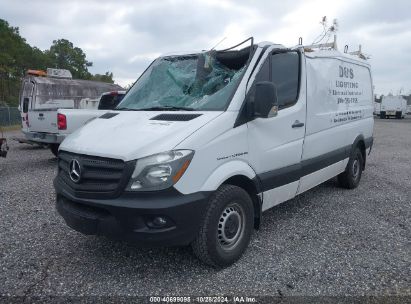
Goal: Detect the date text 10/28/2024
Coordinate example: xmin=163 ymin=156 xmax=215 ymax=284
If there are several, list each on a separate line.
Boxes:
xmin=149 ymin=296 xmax=257 ymax=303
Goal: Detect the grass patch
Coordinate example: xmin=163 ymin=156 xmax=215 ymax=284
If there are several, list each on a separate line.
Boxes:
xmin=1 ymin=124 xmax=21 ymax=132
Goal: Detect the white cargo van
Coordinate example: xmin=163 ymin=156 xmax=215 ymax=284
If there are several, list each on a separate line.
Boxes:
xmin=54 ymin=39 xmax=374 ymax=267
xmin=380 ymin=95 xmax=407 ymax=119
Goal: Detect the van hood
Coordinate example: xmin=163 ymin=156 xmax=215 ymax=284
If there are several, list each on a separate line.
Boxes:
xmin=60 ymin=111 xmax=222 ymax=161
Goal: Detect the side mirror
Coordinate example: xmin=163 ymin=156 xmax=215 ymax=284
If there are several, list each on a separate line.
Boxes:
xmin=253 ymin=81 xmax=278 ymax=118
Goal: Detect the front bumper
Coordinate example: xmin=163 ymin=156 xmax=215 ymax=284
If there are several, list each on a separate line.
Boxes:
xmin=23 ymin=130 xmax=65 ymax=144
xmin=55 ymin=180 xmax=211 ymax=246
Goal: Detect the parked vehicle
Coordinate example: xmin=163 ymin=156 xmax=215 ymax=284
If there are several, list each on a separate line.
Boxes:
xmin=406 ymin=104 xmax=411 ymax=115
xmin=373 ymin=101 xmax=380 ymax=116
xmin=98 ymin=91 xmax=126 ymax=110
xmin=18 ymin=68 xmax=122 ymax=155
xmin=54 ymin=38 xmax=374 ymax=267
xmin=380 ymin=95 xmax=407 ymax=119
xmin=54 ymin=90 xmax=127 ymax=153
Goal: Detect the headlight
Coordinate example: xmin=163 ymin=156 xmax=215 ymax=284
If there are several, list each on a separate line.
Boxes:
xmin=127 ymin=150 xmax=194 ymax=191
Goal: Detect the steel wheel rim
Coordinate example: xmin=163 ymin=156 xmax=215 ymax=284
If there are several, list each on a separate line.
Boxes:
xmin=217 ymin=202 xmax=245 ymax=251
xmin=352 ymin=158 xmax=360 ymax=179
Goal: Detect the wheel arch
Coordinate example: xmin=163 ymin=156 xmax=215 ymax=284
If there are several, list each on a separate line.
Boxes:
xmin=202 ymin=159 xmax=262 ymax=229
xmin=222 ymin=175 xmax=262 ymax=230
xmin=352 ymin=134 xmax=366 ymax=169
xmin=199 ymin=160 xmax=262 ymax=230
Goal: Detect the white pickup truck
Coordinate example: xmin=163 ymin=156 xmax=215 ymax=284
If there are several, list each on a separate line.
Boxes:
xmin=54 ymin=91 xmax=126 ymax=155
xmin=19 ymin=68 xmax=123 ymax=155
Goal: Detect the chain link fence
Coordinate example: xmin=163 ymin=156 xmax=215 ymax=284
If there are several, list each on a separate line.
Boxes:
xmin=0 ymin=107 xmax=21 ymax=126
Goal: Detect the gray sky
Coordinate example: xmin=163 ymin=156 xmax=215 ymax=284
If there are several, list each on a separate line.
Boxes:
xmin=1 ymin=0 xmax=410 ymax=95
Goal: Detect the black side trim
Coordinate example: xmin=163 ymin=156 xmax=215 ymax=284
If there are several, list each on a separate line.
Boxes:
xmin=301 ymin=146 xmax=348 ymax=177
xmin=256 ymin=144 xmax=353 ymax=192
xmin=150 ymin=114 xmax=202 ymax=121
xmin=99 ymin=112 xmax=119 ymax=119
xmin=258 ymin=163 xmax=302 ymax=191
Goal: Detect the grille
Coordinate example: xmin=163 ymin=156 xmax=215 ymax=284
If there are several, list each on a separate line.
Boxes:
xmin=57 ymin=151 xmax=133 ymax=199
xmin=150 ymin=114 xmax=202 ymax=121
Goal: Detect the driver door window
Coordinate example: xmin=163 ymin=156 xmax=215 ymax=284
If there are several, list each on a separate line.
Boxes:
xmin=270 ymin=52 xmax=300 ymax=109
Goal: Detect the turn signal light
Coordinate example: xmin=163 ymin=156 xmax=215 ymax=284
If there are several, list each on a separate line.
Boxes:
xmin=172 ymin=159 xmax=191 ymax=184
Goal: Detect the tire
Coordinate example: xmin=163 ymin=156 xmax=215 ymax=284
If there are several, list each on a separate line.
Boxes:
xmin=50 ymin=144 xmax=59 ymax=157
xmin=338 ymin=147 xmax=364 ymax=189
xmin=380 ymin=112 xmax=386 ymax=119
xmin=191 ymin=184 xmax=254 ymax=268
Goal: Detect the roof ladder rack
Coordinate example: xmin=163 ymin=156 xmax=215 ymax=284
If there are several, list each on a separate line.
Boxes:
xmin=303 ymin=35 xmax=338 ymax=51
xmin=348 ymin=44 xmax=368 ymax=60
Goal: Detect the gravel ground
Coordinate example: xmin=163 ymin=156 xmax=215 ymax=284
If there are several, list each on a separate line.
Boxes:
xmin=0 ymin=118 xmax=410 ymax=301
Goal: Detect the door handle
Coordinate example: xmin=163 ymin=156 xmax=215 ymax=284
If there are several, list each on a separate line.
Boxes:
xmin=292 ymin=120 xmax=304 ymax=128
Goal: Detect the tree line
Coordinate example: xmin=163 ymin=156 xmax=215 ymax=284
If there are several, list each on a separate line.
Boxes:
xmin=0 ymin=19 xmax=115 ymax=106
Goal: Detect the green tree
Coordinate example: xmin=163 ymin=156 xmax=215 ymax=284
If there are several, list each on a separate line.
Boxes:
xmin=0 ymin=19 xmax=118 ymax=106
xmin=90 ymin=71 xmax=114 ymax=83
xmin=46 ymin=39 xmax=93 ymax=79
xmin=0 ymin=19 xmax=44 ymax=105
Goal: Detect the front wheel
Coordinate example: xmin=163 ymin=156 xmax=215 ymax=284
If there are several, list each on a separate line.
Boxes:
xmin=191 ymin=185 xmax=254 ymax=268
xmin=338 ymin=147 xmax=364 ymax=189
xmin=50 ymin=144 xmax=59 ymax=157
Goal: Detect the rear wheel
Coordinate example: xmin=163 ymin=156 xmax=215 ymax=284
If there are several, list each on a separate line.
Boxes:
xmin=191 ymin=184 xmax=254 ymax=268
xmin=338 ymin=147 xmax=363 ymax=189
xmin=50 ymin=144 xmax=59 ymax=157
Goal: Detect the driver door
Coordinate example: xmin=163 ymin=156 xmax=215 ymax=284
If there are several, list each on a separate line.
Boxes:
xmin=247 ymin=49 xmax=306 ymax=211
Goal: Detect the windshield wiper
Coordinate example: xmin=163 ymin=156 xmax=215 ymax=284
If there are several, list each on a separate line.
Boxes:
xmin=143 ymin=106 xmax=195 ymax=111
xmin=115 ymin=107 xmax=150 ymax=111
xmin=116 ymin=106 xmax=195 ymax=111
xmin=115 ymin=107 xmax=133 ymax=111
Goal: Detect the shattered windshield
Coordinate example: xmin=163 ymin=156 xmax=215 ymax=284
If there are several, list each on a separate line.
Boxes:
xmin=117 ymin=52 xmax=246 ymax=111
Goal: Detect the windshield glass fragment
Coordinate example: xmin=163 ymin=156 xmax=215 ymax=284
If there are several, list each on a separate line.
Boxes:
xmin=118 ymin=48 xmax=251 ymax=111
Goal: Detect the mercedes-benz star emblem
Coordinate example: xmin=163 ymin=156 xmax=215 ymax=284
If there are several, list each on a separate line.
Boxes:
xmin=69 ymin=159 xmax=81 ymax=183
